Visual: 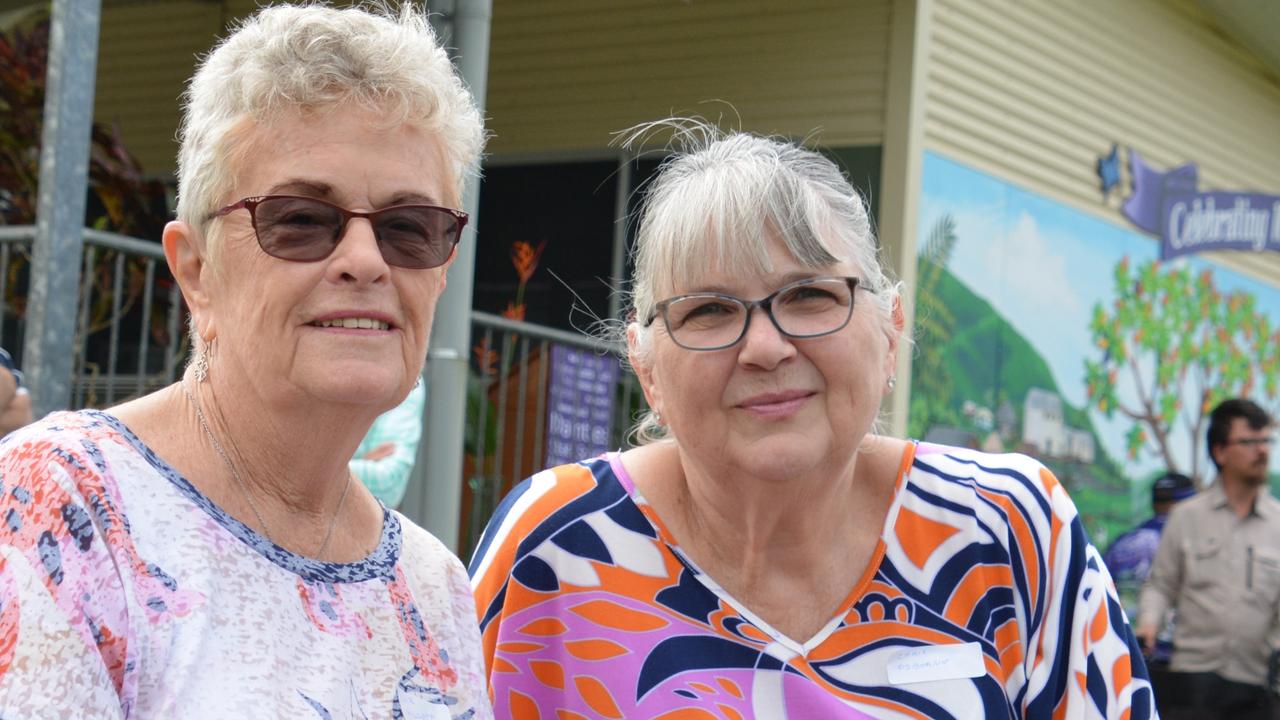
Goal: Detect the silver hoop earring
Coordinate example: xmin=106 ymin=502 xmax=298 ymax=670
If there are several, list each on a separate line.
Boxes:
xmin=886 ymin=375 xmax=897 ymax=391
xmin=413 ymin=374 xmax=423 ymax=390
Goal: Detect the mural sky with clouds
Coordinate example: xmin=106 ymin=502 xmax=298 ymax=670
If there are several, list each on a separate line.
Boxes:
xmin=913 ymin=152 xmax=1280 ymax=543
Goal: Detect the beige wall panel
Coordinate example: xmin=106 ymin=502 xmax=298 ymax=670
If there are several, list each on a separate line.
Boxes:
xmin=924 ymin=0 xmax=1280 ymax=282
xmin=223 ymin=0 xmax=260 ymax=20
xmin=925 ymin=0 xmax=1280 ymax=282
xmin=488 ymin=0 xmax=891 ymax=155
xmin=94 ymin=2 xmax=226 ymax=177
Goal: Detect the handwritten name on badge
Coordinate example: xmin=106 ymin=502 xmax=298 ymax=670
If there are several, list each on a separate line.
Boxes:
xmin=887 ymin=642 xmax=984 ymax=685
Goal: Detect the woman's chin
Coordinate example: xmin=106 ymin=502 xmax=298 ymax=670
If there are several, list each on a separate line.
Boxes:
xmin=726 ymin=433 xmax=828 ymax=479
xmin=295 ymin=366 xmax=409 ymax=409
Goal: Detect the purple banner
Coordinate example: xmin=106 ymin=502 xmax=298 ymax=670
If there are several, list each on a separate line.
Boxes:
xmin=544 ymin=344 xmax=618 ymax=467
xmin=1120 ymin=149 xmax=1280 ymax=260
xmin=1160 ymin=192 xmax=1280 ymax=260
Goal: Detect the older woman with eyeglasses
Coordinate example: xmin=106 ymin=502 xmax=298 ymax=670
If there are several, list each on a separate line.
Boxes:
xmin=470 ymin=123 xmax=1153 ymax=718
xmin=0 ymin=5 xmax=491 ymax=717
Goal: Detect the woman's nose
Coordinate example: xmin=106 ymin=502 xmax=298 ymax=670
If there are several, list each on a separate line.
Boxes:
xmin=328 ymin=218 xmax=390 ymax=282
xmin=735 ymin=306 xmax=796 ymax=368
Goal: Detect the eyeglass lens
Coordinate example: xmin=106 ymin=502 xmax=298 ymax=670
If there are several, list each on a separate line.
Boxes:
xmin=250 ymin=196 xmax=462 ymax=269
xmin=663 ymin=277 xmax=855 ymax=350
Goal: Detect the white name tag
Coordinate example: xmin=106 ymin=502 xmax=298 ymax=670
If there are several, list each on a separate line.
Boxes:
xmin=886 ymin=642 xmax=985 ymax=685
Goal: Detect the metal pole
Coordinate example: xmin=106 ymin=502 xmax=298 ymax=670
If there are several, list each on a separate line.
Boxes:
xmin=607 ymin=157 xmax=632 ymax=320
xmin=24 ymin=0 xmax=101 ymax=418
xmin=407 ymin=0 xmax=491 ymax=553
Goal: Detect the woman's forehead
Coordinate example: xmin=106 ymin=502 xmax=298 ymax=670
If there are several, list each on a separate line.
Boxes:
xmin=660 ymin=236 xmax=856 ymax=295
xmin=663 ymin=264 xmax=862 ymax=301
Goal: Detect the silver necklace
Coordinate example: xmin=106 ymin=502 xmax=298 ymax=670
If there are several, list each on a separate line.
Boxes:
xmin=181 ymin=382 xmax=352 ymax=558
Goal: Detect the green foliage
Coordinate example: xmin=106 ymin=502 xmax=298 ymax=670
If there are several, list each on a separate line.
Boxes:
xmin=0 ymin=9 xmax=168 ymax=235
xmin=0 ymin=9 xmax=45 ymax=224
xmin=907 ymin=215 xmax=959 ymax=439
xmin=1084 ymin=257 xmax=1280 ymax=482
xmin=0 ymin=8 xmax=177 ymax=386
xmin=908 ymin=254 xmax=1134 ymax=542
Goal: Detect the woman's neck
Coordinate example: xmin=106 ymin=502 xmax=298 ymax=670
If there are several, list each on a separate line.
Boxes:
xmin=625 ymin=436 xmax=905 ymax=642
xmin=112 ymin=371 xmax=387 ymax=559
xmin=680 ymin=437 xmax=897 ymax=563
xmin=208 ymin=384 xmax=369 ymax=509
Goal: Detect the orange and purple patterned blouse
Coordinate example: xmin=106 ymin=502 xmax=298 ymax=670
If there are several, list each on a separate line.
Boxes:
xmin=469 ymin=443 xmax=1154 ymax=719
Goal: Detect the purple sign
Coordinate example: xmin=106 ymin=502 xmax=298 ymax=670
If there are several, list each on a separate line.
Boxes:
xmin=1118 ymin=149 xmax=1280 ymax=260
xmin=544 ymin=344 xmax=618 ymax=467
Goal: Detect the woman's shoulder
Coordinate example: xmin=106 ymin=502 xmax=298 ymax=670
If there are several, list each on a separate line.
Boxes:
xmin=894 ymin=445 xmax=1085 ymax=583
xmin=0 ymin=409 xmax=143 ymax=479
xmin=482 ymin=457 xmax=626 ymax=538
xmin=910 ymin=443 xmax=1055 ymax=489
xmin=468 ymin=456 xmax=636 ymax=581
xmin=904 ymin=443 xmax=1070 ymax=524
xmin=3 ymin=408 xmax=121 ymax=446
xmin=395 ymin=511 xmax=466 ymax=572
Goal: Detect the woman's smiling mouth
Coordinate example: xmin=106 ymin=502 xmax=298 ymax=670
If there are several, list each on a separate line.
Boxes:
xmin=736 ymin=390 xmax=815 ymax=418
xmin=311 ymin=317 xmax=391 ymax=330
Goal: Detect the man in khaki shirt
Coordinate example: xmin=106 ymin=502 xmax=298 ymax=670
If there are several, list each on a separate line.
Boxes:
xmin=1138 ymin=397 xmax=1280 ymax=720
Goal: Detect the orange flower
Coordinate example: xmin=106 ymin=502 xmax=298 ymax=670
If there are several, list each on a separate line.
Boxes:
xmin=501 ymin=301 xmax=526 ymax=322
xmin=510 ymin=240 xmax=547 ymax=285
xmin=473 ymin=340 xmax=498 ymax=376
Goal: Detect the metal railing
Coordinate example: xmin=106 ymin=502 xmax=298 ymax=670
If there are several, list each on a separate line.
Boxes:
xmin=0 ymin=225 xmax=648 ymax=555
xmin=0 ymin=226 xmax=186 ymax=408
xmin=460 ymin=310 xmax=647 ymax=555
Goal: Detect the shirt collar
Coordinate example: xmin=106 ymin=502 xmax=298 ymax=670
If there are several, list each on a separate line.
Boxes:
xmin=1208 ymin=477 xmax=1279 ymax=518
xmin=1255 ymin=490 xmax=1280 ymax=519
xmin=1208 ymin=480 xmax=1230 ymax=509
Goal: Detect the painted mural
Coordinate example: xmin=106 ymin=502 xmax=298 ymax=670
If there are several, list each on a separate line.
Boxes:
xmin=911 ymin=152 xmax=1280 ymax=546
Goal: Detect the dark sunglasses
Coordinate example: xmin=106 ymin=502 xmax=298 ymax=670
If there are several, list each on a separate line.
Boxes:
xmin=209 ymin=194 xmax=467 ymax=269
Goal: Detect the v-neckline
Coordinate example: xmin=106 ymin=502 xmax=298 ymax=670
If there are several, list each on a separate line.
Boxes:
xmin=608 ymin=443 xmax=916 ymax=655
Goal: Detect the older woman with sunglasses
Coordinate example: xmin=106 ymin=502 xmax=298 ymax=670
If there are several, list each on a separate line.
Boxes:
xmin=0 ymin=5 xmax=491 ymax=717
xmin=470 ymin=124 xmax=1154 ymax=719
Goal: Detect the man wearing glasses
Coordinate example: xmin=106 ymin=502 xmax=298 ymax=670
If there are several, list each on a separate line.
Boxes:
xmin=1138 ymin=397 xmax=1280 ymax=719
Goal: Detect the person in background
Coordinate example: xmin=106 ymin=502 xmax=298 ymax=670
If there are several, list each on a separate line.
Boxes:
xmin=470 ymin=121 xmax=1153 ymax=719
xmin=351 ymin=377 xmax=425 ymax=508
xmin=1138 ymin=397 xmax=1280 ymax=720
xmin=1104 ymin=470 xmax=1196 ymax=663
xmin=0 ymin=5 xmax=491 ymax=717
xmin=0 ymin=347 xmax=31 ymax=435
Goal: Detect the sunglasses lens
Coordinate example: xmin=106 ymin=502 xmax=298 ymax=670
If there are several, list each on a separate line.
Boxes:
xmin=253 ymin=197 xmax=342 ymax=261
xmin=245 ymin=196 xmax=462 ymax=269
xmin=373 ymin=206 xmax=460 ymax=269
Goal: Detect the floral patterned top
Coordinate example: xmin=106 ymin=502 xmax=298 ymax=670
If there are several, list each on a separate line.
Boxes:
xmin=0 ymin=410 xmax=492 ymax=719
xmin=470 ymin=444 xmax=1154 ymax=719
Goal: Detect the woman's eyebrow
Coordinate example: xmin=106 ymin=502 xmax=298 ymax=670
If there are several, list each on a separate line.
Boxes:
xmin=383 ymin=191 xmax=443 ymax=207
xmin=264 ymin=179 xmax=335 ymax=198
xmin=260 ymin=181 xmax=442 ymax=208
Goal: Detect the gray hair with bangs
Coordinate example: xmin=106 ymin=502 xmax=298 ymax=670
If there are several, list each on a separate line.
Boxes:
xmin=175 ymin=2 xmax=485 ymax=239
xmin=618 ymin=119 xmax=899 ymax=444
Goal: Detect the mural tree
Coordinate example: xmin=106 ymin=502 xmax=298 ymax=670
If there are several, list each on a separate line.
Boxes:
xmin=1084 ymin=257 xmax=1280 ymax=483
xmin=907 ymin=214 xmax=958 ymax=439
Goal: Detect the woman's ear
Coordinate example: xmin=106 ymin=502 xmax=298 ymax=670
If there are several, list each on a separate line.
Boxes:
xmin=883 ymin=293 xmax=906 ymax=380
xmin=164 ymin=220 xmax=216 ymax=340
xmin=627 ymin=324 xmax=664 ymax=420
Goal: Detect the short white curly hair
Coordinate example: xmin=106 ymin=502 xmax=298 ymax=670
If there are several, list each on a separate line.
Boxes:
xmin=174 ymin=2 xmax=485 ymax=234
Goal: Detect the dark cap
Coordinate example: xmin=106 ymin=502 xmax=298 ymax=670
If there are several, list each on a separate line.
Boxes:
xmin=1152 ymin=472 xmax=1196 ymax=504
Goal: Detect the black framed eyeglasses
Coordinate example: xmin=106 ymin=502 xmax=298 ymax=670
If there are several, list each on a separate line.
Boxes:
xmin=1227 ymin=437 xmax=1274 ymax=448
xmin=644 ymin=276 xmax=869 ymax=351
xmin=209 ymin=194 xmax=467 ymax=270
